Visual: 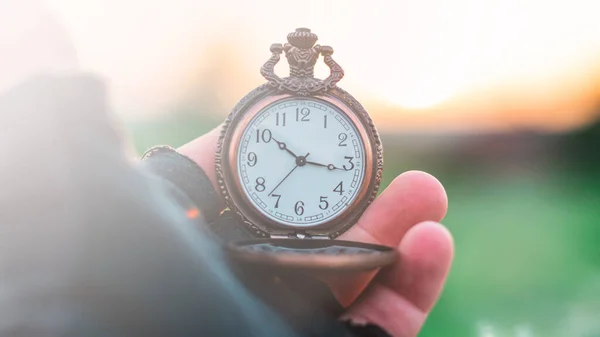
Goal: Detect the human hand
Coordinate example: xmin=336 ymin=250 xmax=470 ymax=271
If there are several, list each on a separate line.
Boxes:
xmin=179 ymin=126 xmax=454 ymax=337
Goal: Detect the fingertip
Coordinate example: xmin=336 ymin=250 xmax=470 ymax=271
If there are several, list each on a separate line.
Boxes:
xmin=382 ymin=220 xmax=454 ymax=313
xmin=400 ymin=221 xmax=454 ymax=267
xmin=390 ymin=170 xmax=448 ymax=221
xmin=348 ymin=171 xmax=448 ymax=248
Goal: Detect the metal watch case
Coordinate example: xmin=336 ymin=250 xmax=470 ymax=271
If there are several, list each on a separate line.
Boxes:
xmin=214 ymin=28 xmax=393 ymax=272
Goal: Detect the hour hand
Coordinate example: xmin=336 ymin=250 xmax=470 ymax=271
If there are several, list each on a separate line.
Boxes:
xmin=272 ymin=137 xmax=298 ymax=158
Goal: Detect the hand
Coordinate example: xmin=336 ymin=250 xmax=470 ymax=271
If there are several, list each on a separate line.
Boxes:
xmin=261 ymin=134 xmax=343 ymax=171
xmin=179 ymin=126 xmax=454 ymax=337
xmin=332 ymin=173 xmax=452 ymax=336
xmin=305 ymin=160 xmax=343 ymax=171
xmin=268 ymin=152 xmax=310 ymax=196
xmin=272 ymin=137 xmax=299 ymax=158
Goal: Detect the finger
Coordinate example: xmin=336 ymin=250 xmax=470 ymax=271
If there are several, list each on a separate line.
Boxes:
xmin=380 ymin=221 xmax=454 ymax=313
xmin=341 ymin=221 xmax=454 ymax=337
xmin=340 ymin=170 xmax=448 ymax=247
xmin=178 ymin=124 xmax=223 ymax=193
xmin=330 ymin=171 xmax=447 ymax=305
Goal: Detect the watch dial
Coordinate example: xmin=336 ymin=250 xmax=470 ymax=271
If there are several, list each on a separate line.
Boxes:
xmin=237 ymin=97 xmax=367 ymax=227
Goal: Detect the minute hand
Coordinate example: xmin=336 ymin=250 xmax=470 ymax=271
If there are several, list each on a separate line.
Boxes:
xmin=305 ymin=160 xmax=343 ymax=171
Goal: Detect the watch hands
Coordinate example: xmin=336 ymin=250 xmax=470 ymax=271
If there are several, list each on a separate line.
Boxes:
xmin=305 ymin=160 xmax=344 ymax=171
xmin=268 ymin=152 xmax=310 ymax=196
xmin=269 ymin=137 xmax=346 ymax=171
xmin=271 ymin=137 xmax=298 ymax=158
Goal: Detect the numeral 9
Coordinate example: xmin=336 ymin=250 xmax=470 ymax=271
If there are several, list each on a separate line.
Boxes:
xmin=247 ymin=152 xmax=257 ymax=167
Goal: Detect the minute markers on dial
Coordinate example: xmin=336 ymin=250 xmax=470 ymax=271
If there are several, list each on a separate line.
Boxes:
xmin=236 ymin=97 xmax=366 ymax=227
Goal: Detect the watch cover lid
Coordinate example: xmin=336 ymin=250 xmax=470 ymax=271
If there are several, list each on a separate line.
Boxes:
xmin=228 ymin=238 xmax=396 ymax=272
xmin=213 ymin=211 xmax=396 ymax=272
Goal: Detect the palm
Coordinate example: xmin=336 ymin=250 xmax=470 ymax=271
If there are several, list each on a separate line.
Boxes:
xmin=179 ymin=126 xmax=454 ymax=337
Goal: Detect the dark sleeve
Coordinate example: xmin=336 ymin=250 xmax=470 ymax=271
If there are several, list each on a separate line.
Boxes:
xmin=0 ymin=74 xmax=299 ymax=337
xmin=0 ymin=74 xmax=389 ymax=337
xmin=136 ymin=149 xmax=392 ymax=337
xmin=138 ymin=145 xmax=222 ymax=224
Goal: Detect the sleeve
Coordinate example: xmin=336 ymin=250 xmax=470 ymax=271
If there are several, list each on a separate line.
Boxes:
xmin=138 ymin=145 xmax=222 ymax=224
xmin=136 ymin=149 xmax=393 ymax=337
xmin=0 ymin=74 xmax=390 ymax=337
xmin=0 ymin=74 xmax=299 ymax=337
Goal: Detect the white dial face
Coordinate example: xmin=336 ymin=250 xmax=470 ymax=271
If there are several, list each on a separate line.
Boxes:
xmin=237 ymin=97 xmax=367 ymax=228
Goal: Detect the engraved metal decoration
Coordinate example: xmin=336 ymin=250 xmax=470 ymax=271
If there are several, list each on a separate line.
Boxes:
xmin=260 ymin=28 xmax=344 ymax=96
xmin=215 ymin=28 xmax=383 ymax=240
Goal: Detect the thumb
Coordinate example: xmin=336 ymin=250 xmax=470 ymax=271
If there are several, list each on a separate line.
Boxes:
xmin=178 ymin=124 xmax=223 ymax=196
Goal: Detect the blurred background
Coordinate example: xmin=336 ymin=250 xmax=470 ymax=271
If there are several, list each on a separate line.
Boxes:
xmin=3 ymin=0 xmax=600 ymax=336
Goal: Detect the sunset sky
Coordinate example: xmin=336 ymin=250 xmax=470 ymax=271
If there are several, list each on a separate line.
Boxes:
xmin=12 ymin=0 xmax=600 ymax=132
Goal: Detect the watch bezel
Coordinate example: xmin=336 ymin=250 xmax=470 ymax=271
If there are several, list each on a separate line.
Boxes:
xmin=215 ymin=84 xmax=383 ymax=239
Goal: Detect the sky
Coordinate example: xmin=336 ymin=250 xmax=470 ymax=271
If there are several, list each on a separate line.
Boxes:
xmin=4 ymin=0 xmax=600 ymax=132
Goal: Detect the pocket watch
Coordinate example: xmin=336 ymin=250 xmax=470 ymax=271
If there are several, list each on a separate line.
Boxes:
xmin=215 ymin=28 xmax=395 ymax=272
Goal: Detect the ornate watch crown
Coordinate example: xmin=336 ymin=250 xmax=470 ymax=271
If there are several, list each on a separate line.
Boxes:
xmin=260 ymin=28 xmax=344 ymax=96
xmin=287 ymin=27 xmax=318 ymax=49
xmin=285 ymin=28 xmax=320 ymax=78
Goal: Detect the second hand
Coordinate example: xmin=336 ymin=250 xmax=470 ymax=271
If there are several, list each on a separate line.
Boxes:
xmin=268 ymin=152 xmax=310 ymax=196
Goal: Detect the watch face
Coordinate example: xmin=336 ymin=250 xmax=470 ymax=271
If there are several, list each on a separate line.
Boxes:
xmin=236 ymin=97 xmax=367 ymax=228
